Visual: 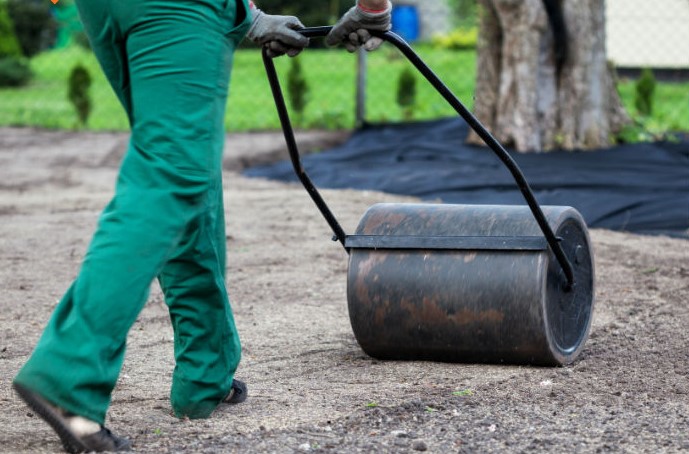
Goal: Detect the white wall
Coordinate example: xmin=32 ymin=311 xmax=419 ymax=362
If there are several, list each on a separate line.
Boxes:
xmin=606 ymin=0 xmax=689 ymax=68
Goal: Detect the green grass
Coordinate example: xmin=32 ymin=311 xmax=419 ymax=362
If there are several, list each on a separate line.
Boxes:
xmin=1 ymin=44 xmax=687 ymax=135
xmin=616 ymin=78 xmax=689 ymax=135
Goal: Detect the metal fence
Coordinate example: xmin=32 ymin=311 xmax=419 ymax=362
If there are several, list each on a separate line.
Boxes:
xmin=1 ymin=0 xmax=688 ymax=132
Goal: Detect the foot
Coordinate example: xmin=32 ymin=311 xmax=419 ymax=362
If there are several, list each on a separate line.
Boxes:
xmin=223 ymin=379 xmax=248 ymax=404
xmin=13 ymin=382 xmax=131 ymax=453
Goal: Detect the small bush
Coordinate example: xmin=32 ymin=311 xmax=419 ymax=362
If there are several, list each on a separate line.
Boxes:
xmin=0 ymin=1 xmax=22 ymax=58
xmin=634 ymin=67 xmax=656 ymax=117
xmin=431 ymin=27 xmax=478 ymax=50
xmin=0 ymin=0 xmax=30 ymax=87
xmin=68 ymin=63 xmax=92 ymax=126
xmin=287 ymin=57 xmax=309 ymax=124
xmin=396 ymin=67 xmax=417 ymax=120
xmin=0 ymin=57 xmax=31 ymax=87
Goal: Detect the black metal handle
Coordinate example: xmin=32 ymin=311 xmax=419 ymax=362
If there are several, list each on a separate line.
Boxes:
xmin=262 ymin=27 xmax=576 ymax=291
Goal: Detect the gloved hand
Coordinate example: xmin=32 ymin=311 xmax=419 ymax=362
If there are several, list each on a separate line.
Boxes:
xmin=246 ymin=8 xmax=309 ymax=58
xmin=325 ymin=1 xmax=392 ymax=52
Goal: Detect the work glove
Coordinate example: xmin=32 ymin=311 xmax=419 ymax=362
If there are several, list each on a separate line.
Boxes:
xmin=246 ymin=7 xmax=309 ymax=58
xmin=326 ymin=1 xmax=392 ymax=52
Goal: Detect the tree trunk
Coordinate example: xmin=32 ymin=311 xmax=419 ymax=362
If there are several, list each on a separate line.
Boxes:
xmin=467 ymin=0 xmax=630 ymax=152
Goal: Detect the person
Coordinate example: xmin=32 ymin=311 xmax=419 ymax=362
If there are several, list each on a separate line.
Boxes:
xmin=12 ymin=0 xmax=392 ymax=452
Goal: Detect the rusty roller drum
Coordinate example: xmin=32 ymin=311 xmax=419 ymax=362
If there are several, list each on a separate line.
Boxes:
xmin=263 ymin=29 xmax=596 ymax=367
xmin=345 ymin=203 xmax=594 ymax=366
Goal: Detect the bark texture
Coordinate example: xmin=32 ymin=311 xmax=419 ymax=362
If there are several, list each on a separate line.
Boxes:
xmin=468 ymin=0 xmax=630 ymax=152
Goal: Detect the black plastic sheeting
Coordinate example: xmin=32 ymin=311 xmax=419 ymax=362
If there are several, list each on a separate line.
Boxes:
xmin=245 ymin=118 xmax=689 ymax=238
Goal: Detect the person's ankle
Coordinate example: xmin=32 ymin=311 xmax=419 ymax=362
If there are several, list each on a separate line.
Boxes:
xmin=65 ymin=414 xmax=102 ymax=437
xmin=40 ymin=394 xmax=102 ymax=437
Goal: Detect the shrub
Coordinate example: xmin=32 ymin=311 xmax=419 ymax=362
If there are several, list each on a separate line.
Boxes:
xmin=0 ymin=1 xmax=22 ymax=58
xmin=7 ymin=0 xmax=58 ymax=58
xmin=396 ymin=67 xmax=417 ymax=120
xmin=0 ymin=1 xmax=31 ymax=87
xmin=68 ymin=63 xmax=92 ymax=126
xmin=431 ymin=27 xmax=478 ymax=50
xmin=0 ymin=57 xmax=31 ymax=86
xmin=287 ymin=57 xmax=309 ymax=124
xmin=634 ymin=67 xmax=656 ymax=117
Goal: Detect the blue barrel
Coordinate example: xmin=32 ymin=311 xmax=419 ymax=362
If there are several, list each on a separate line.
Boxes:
xmin=391 ymin=5 xmax=420 ymax=42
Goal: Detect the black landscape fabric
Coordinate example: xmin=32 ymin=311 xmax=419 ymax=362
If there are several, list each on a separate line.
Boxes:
xmin=245 ymin=118 xmax=689 ymax=238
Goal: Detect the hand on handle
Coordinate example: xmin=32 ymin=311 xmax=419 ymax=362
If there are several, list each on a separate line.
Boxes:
xmin=326 ymin=1 xmax=392 ymax=52
xmin=246 ymin=6 xmax=310 ymax=57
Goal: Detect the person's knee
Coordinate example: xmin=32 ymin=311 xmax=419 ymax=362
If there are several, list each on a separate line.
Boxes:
xmin=118 ymin=148 xmax=219 ymax=211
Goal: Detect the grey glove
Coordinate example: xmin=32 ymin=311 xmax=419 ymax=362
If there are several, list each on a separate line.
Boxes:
xmin=246 ymin=9 xmax=309 ymax=58
xmin=326 ymin=1 xmax=392 ymax=52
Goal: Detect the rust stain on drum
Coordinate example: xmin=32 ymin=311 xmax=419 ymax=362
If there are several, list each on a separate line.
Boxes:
xmin=450 ymin=308 xmax=505 ymax=325
xmin=359 ymin=211 xmax=407 ymax=235
xmin=399 ymin=297 xmax=505 ymax=326
xmin=353 ymin=253 xmax=387 ymax=316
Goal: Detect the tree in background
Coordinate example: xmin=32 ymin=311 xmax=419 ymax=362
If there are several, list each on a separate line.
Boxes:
xmin=468 ymin=0 xmax=630 ymax=152
xmin=7 ymin=0 xmax=57 ymax=58
xmin=68 ymin=63 xmax=92 ymax=126
xmin=396 ymin=67 xmax=417 ymax=120
xmin=0 ymin=0 xmax=22 ymax=58
xmin=0 ymin=0 xmax=31 ymax=87
xmin=287 ymin=57 xmax=309 ymax=125
xmin=634 ymin=68 xmax=656 ymax=117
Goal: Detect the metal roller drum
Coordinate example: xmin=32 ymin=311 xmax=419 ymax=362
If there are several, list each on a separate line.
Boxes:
xmin=346 ymin=203 xmax=594 ymax=366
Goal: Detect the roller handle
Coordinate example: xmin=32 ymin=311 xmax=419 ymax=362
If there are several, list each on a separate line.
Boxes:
xmin=262 ymin=27 xmax=575 ymax=292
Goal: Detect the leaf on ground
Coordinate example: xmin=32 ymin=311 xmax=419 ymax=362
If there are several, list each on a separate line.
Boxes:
xmin=452 ymin=389 xmax=473 ymax=397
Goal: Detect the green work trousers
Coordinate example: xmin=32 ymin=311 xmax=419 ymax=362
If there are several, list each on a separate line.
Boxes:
xmin=14 ymin=0 xmax=251 ymax=424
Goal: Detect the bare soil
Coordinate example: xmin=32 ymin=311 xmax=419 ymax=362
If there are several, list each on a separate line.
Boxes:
xmin=1 ymin=127 xmax=688 ymax=453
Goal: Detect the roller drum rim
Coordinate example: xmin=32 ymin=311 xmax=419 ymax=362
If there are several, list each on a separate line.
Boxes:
xmin=541 ymin=212 xmax=595 ymax=365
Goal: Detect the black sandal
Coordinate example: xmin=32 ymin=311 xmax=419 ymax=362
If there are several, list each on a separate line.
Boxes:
xmin=13 ymin=382 xmax=131 ymax=453
xmin=223 ymin=379 xmax=248 ymax=404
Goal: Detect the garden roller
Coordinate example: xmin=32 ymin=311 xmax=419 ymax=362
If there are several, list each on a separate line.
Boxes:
xmin=262 ymin=27 xmax=594 ymax=366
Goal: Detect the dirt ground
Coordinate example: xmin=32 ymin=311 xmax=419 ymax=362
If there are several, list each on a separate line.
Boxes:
xmin=1 ymin=127 xmax=688 ymax=453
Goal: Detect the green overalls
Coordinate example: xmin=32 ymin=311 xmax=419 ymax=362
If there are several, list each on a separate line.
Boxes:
xmin=14 ymin=0 xmax=251 ymax=423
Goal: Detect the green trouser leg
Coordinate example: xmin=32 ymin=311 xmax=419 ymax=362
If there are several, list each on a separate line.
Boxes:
xmin=14 ymin=0 xmax=251 ymax=423
xmin=159 ymin=177 xmax=242 ymax=419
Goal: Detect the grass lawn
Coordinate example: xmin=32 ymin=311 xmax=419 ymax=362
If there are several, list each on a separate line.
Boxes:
xmin=1 ymin=44 xmax=687 ymax=135
xmin=616 ymin=80 xmax=689 ymax=136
